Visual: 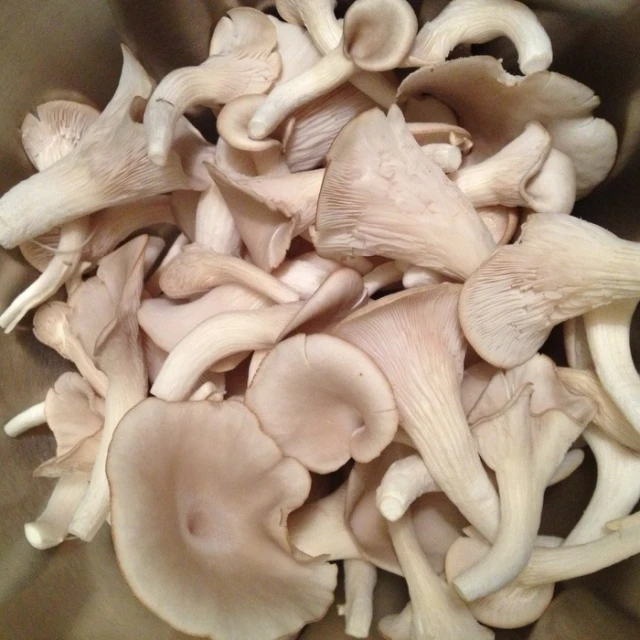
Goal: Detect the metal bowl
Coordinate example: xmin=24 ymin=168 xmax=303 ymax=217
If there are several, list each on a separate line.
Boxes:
xmin=1 ymin=1 xmax=640 ymax=638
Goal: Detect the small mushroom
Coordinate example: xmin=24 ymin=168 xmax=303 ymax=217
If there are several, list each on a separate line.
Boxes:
xmin=407 ymin=0 xmax=552 ymax=75
xmin=144 ymin=7 xmax=281 ymax=165
xmin=107 ymin=397 xmax=337 ymax=640
xmin=314 ymin=106 xmax=495 ymax=280
xmin=4 ymin=402 xmax=46 ymax=438
xmin=337 ymin=559 xmax=378 ymax=638
xmin=584 ymin=299 xmax=640 ymax=433
xmin=248 ymin=0 xmax=417 ymax=139
xmin=459 ymin=213 xmax=640 ymax=368
xmin=245 ymin=333 xmax=398 ymax=473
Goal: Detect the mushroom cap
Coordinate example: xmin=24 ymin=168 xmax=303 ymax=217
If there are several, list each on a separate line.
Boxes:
xmin=342 ymin=0 xmax=418 ymax=72
xmin=398 ymin=56 xmax=615 ymax=195
xmin=245 ymin=333 xmax=398 ymax=473
xmin=108 ymin=398 xmax=337 ymax=640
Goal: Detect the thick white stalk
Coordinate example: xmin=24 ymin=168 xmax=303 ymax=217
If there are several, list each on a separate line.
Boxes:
xmin=585 ymin=299 xmax=640 ymax=433
xmin=4 ymin=402 xmax=46 ymax=437
xmin=338 ymin=559 xmax=378 ymax=638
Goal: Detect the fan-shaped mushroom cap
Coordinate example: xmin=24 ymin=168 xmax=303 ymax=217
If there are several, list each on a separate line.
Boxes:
xmin=245 ymin=333 xmax=398 ymax=473
xmin=459 ymin=214 xmax=640 ymax=368
xmin=315 ymin=106 xmax=495 ymax=280
xmin=107 ymin=398 xmax=337 ymax=640
xmin=408 ymin=0 xmax=552 ymax=75
xmin=398 ymin=56 xmax=617 ymax=196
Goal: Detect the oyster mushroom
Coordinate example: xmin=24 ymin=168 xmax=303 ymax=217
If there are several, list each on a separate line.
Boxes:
xmin=407 ymin=0 xmax=552 ymax=74
xmin=333 ymin=284 xmax=500 ymax=540
xmin=248 ymin=0 xmax=417 ymax=139
xmin=314 ymin=106 xmax=495 ymax=280
xmin=245 ymin=333 xmax=398 ymax=473
xmin=144 ymin=7 xmax=281 ymax=165
xmin=337 ymin=559 xmax=378 ymax=638
xmin=459 ymin=214 xmax=640 ymax=369
xmin=107 ymin=397 xmax=337 ymax=640
xmin=398 ymin=56 xmax=617 ymax=196
xmin=0 ymin=46 xmax=205 ymax=248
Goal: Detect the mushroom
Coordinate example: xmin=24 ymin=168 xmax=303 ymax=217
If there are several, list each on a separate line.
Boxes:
xmin=0 ymin=46 xmax=206 ymax=249
xmin=158 ymin=244 xmax=300 ymax=303
xmin=398 ymin=56 xmax=617 ymax=196
xmin=388 ymin=512 xmax=494 ymax=639
xmin=407 ymin=0 xmax=552 ymax=75
xmin=333 ymin=284 xmax=500 ymax=540
xmin=68 ymin=236 xmax=149 ymax=541
xmin=248 ymin=0 xmax=417 ymax=140
xmin=274 ymin=0 xmax=398 ymax=107
xmin=447 ymin=511 xmax=640 ymax=626
xmin=314 ymin=106 xmax=495 ymax=280
xmin=584 ymin=299 xmax=640 ymax=433
xmin=107 ymin=397 xmax=337 ymax=639
xmin=459 ymin=213 xmax=640 ymax=369
xmin=244 ymin=333 xmax=398 ymax=473
xmin=144 ymin=7 xmax=281 ymax=165
xmin=337 ymin=559 xmax=378 ymax=638
xmin=453 ymin=383 xmax=593 ymax=602
xmin=564 ymin=425 xmax=640 ymax=545
xmin=4 ymin=402 xmax=46 ymax=437
xmin=451 ymin=122 xmax=576 ymax=215
xmin=363 ymin=262 xmax=404 ymax=297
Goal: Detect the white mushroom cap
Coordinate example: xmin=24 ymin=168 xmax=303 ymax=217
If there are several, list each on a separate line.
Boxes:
xmin=245 ymin=333 xmax=398 ymax=473
xmin=107 ymin=397 xmax=337 ymax=640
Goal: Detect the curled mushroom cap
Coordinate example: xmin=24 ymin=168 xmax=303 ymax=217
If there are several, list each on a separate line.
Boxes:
xmin=408 ymin=0 xmax=552 ymax=74
xmin=245 ymin=333 xmax=398 ymax=473
xmin=459 ymin=213 xmax=640 ymax=368
xmin=314 ymin=106 xmax=495 ymax=280
xmin=398 ymin=56 xmax=617 ymax=196
xmin=107 ymin=398 xmax=337 ymax=640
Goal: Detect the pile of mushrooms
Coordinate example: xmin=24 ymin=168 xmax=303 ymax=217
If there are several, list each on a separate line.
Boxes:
xmin=3 ymin=1 xmax=639 ymax=638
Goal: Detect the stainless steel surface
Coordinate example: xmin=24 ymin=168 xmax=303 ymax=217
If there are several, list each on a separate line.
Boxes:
xmin=1 ymin=0 xmax=640 ymax=638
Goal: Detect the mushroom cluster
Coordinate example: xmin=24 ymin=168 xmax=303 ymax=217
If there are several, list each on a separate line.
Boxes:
xmin=2 ymin=1 xmax=639 ymax=638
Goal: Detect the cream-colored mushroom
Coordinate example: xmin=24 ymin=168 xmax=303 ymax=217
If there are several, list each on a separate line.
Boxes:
xmin=398 ymin=56 xmax=617 ymax=196
xmin=245 ymin=333 xmax=398 ymax=473
xmin=274 ymin=0 xmax=398 ymax=107
xmin=248 ymin=0 xmax=417 ymax=139
xmin=144 ymin=8 xmax=281 ymax=165
xmin=337 ymin=559 xmax=378 ymax=638
xmin=334 ymin=284 xmax=500 ymax=539
xmin=314 ymin=106 xmax=495 ymax=280
xmin=459 ymin=214 xmax=640 ymax=369
xmin=407 ymin=0 xmax=552 ymax=75
xmin=107 ymin=397 xmax=337 ymax=640
xmin=0 ymin=46 xmax=206 ymax=249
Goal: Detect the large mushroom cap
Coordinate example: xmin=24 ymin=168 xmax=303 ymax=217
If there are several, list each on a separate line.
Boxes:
xmin=108 ymin=398 xmax=337 ymax=640
xmin=245 ymin=333 xmax=399 ymax=473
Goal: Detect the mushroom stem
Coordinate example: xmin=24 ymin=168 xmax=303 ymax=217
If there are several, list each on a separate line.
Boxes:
xmin=584 ymin=299 xmax=640 ymax=433
xmin=519 ymin=513 xmax=640 ymax=586
xmin=565 ymin=426 xmax=640 ymax=545
xmin=376 ymin=454 xmax=439 ymax=523
xmin=388 ymin=513 xmax=493 ymax=639
xmin=3 ymin=401 xmax=46 ymax=437
xmin=150 ymin=304 xmax=301 ymax=401
xmin=24 ymin=472 xmax=90 ymax=550
xmin=338 ymin=559 xmax=378 ymax=638
xmin=249 ymin=48 xmax=355 ymax=140
xmin=408 ymin=0 xmax=552 ymax=75
xmin=0 ymin=217 xmax=89 ymax=333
